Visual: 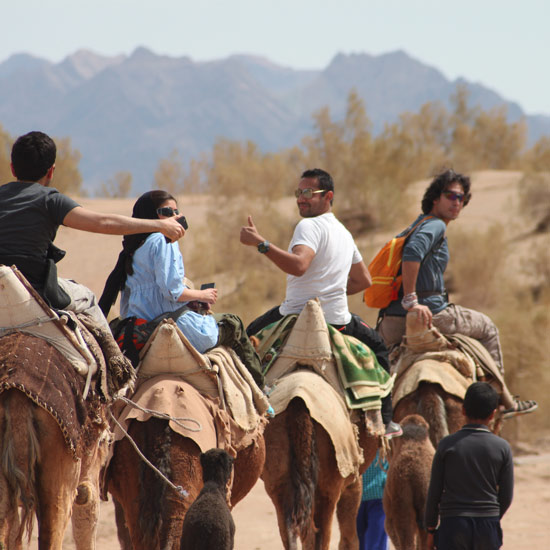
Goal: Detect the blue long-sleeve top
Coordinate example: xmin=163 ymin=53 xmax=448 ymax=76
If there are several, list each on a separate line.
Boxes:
xmin=120 ymin=232 xmax=218 ymax=353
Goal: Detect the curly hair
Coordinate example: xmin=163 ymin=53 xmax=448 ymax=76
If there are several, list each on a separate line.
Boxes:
xmin=421 ymin=169 xmax=472 ymax=214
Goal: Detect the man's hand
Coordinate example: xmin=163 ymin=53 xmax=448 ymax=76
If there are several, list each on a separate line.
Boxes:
xmin=409 ymin=303 xmax=433 ymax=327
xmin=240 ymin=216 xmax=264 ymax=247
xmin=159 ymin=215 xmax=186 ymax=242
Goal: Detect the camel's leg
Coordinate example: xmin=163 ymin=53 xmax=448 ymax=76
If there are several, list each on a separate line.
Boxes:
xmin=0 ymin=472 xmax=14 ymax=548
xmin=113 ymin=497 xmax=133 ymax=550
xmin=262 ymin=413 xmax=299 ymax=550
xmin=230 ymin=436 xmax=266 ymax=506
xmin=71 ymin=427 xmax=110 ymax=550
xmin=35 ymin=410 xmax=81 ymax=550
xmin=307 ymin=491 xmax=338 ymax=550
xmin=262 ymin=480 xmax=299 ymax=550
xmin=384 ymin=483 xmax=419 ymax=550
xmin=108 ymin=437 xmax=145 ymax=549
xmin=158 ymin=434 xmax=202 ymax=550
xmin=335 ymin=476 xmax=362 ymax=550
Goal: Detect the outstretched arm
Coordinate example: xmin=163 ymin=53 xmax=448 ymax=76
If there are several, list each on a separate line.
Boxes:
xmin=63 ymin=206 xmax=185 ymax=242
xmin=240 ymin=215 xmax=315 ymax=276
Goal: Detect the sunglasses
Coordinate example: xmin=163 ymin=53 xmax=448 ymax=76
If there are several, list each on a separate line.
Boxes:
xmin=442 ymin=191 xmax=465 ymax=203
xmin=294 ymin=188 xmax=325 ymax=199
xmin=156 ymin=207 xmax=179 ymax=217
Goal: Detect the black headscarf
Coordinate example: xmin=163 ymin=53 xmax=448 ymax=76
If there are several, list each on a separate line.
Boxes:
xmin=98 ymin=190 xmax=176 ymax=317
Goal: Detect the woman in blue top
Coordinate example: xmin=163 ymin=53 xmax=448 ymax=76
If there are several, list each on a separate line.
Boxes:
xmin=99 ymin=190 xmax=219 ymax=353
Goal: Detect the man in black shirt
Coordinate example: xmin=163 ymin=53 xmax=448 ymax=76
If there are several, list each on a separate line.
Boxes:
xmin=425 ymin=382 xmax=513 ymax=550
xmin=0 ymin=131 xmax=185 ymax=329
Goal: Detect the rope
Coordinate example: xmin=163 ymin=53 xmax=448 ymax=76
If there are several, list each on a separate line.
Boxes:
xmin=108 ymin=409 xmax=189 ymax=499
xmin=115 ymin=395 xmax=202 ymax=432
xmin=0 ymin=314 xmax=57 ymax=333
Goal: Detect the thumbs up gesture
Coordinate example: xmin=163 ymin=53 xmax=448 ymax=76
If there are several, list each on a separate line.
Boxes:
xmin=240 ymin=215 xmax=264 ymax=246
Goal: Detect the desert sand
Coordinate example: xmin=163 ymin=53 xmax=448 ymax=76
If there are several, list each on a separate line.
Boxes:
xmin=23 ymin=171 xmax=550 ymax=548
xmin=38 ymin=444 xmax=550 ymax=549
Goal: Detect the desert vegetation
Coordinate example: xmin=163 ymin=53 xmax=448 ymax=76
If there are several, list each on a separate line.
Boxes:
xmin=1 ymin=86 xmax=549 ymax=444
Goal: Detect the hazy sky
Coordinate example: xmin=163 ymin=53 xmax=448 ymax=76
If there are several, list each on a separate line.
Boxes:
xmin=3 ymin=0 xmax=548 ymax=115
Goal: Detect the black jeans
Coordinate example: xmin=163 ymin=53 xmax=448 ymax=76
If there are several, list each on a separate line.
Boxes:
xmin=246 ymin=307 xmax=393 ymax=425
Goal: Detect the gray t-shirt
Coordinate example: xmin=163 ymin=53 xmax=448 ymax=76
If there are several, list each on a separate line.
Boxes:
xmin=0 ymin=181 xmax=79 ymax=285
xmin=384 ymin=214 xmax=449 ymax=316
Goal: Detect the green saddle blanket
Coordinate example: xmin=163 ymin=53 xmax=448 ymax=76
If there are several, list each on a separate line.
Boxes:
xmin=253 ymin=317 xmax=394 ymax=409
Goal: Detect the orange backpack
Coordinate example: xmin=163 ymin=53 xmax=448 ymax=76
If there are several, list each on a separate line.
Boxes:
xmin=363 ymin=216 xmax=433 ymax=309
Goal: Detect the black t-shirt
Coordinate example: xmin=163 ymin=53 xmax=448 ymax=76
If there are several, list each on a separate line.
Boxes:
xmin=0 ymin=181 xmax=80 ymax=284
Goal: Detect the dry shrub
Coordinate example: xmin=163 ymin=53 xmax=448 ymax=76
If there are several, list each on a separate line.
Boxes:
xmin=518 ymin=172 xmax=550 ymax=232
xmin=448 ymin=223 xmax=550 ymax=444
xmin=447 ymin=224 xmax=510 ymax=310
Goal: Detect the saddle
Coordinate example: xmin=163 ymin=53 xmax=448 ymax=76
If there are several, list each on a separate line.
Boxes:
xmin=254 ymin=299 xmax=394 ymax=411
xmin=130 ymin=318 xmax=270 ymax=432
xmin=390 ymin=313 xmax=482 ymax=407
xmin=0 ymin=265 xmax=133 ymax=400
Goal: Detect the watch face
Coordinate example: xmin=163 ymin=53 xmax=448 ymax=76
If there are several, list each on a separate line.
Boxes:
xmin=258 ymin=241 xmax=269 ymax=253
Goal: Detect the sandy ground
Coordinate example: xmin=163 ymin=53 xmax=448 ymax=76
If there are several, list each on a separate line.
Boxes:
xmin=37 ymin=448 xmax=550 ymax=549
xmin=20 ymin=170 xmax=550 ymax=547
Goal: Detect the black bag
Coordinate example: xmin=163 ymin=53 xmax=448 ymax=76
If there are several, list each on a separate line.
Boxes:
xmin=109 ymin=305 xmax=192 ymax=367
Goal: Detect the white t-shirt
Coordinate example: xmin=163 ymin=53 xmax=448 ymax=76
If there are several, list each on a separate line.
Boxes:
xmin=279 ymin=212 xmax=362 ymax=325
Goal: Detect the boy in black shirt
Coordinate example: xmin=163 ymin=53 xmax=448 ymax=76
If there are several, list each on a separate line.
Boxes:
xmin=425 ymin=382 xmax=513 ymax=550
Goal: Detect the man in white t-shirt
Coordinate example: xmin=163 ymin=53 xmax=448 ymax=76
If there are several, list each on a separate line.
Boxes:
xmin=240 ymin=168 xmax=401 ymax=437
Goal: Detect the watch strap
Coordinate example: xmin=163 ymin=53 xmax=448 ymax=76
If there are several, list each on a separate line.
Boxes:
xmin=257 ymin=241 xmax=270 ymax=254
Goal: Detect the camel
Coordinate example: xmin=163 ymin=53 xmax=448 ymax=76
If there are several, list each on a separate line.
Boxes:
xmin=391 ymin=313 xmax=503 ymax=448
xmin=261 ymin=371 xmax=382 ymax=550
xmin=251 ymin=300 xmax=386 ymax=550
xmin=383 ymin=414 xmax=435 ymax=550
xmin=180 ymin=449 xmax=235 ymax=550
xmin=0 ymin=334 xmax=111 ymax=550
xmin=392 ymin=382 xmax=464 ymax=449
xmin=106 ymin=376 xmax=266 ymax=550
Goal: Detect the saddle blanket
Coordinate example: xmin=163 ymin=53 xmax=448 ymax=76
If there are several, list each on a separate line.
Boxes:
xmin=268 ymin=370 xmax=364 ymax=478
xmin=0 ymin=332 xmax=89 ymax=458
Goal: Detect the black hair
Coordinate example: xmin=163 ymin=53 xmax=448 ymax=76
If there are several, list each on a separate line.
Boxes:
xmin=11 ymin=131 xmax=57 ymax=181
xmin=421 ymin=169 xmax=472 ymax=214
xmin=98 ymin=190 xmax=176 ymax=316
xmin=301 ymin=168 xmax=334 ymax=204
xmin=463 ymin=382 xmax=499 ymax=420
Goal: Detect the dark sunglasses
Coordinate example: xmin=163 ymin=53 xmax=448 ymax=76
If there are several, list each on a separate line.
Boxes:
xmin=442 ymin=191 xmax=465 ymax=203
xmin=156 ymin=207 xmax=179 ymax=217
xmin=294 ymin=188 xmax=325 ymax=199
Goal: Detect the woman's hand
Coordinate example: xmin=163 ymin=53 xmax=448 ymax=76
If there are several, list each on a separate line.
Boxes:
xmin=199 ymin=288 xmax=218 ymax=304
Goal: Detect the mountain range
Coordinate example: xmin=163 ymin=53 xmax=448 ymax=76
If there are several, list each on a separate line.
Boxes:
xmin=1 ymin=47 xmax=548 ymax=194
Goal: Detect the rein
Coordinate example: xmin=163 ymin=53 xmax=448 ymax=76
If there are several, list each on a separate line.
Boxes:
xmin=109 ymin=395 xmax=204 ymax=499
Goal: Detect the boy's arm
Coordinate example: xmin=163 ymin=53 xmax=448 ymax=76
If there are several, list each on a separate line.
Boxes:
xmin=424 ymin=450 xmax=443 ymax=532
xmin=498 ymin=448 xmax=514 ymax=517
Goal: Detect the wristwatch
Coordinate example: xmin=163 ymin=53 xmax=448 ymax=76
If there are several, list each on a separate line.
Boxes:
xmin=257 ymin=241 xmax=270 ymax=254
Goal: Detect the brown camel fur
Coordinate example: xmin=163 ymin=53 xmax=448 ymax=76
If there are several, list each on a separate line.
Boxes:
xmin=383 ymin=414 xmax=435 ymax=550
xmin=393 ymin=382 xmax=465 ymax=449
xmin=0 ymin=386 xmax=109 ymax=550
xmin=262 ymin=393 xmax=380 ymax=550
xmin=107 ymin=413 xmax=265 ymax=550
